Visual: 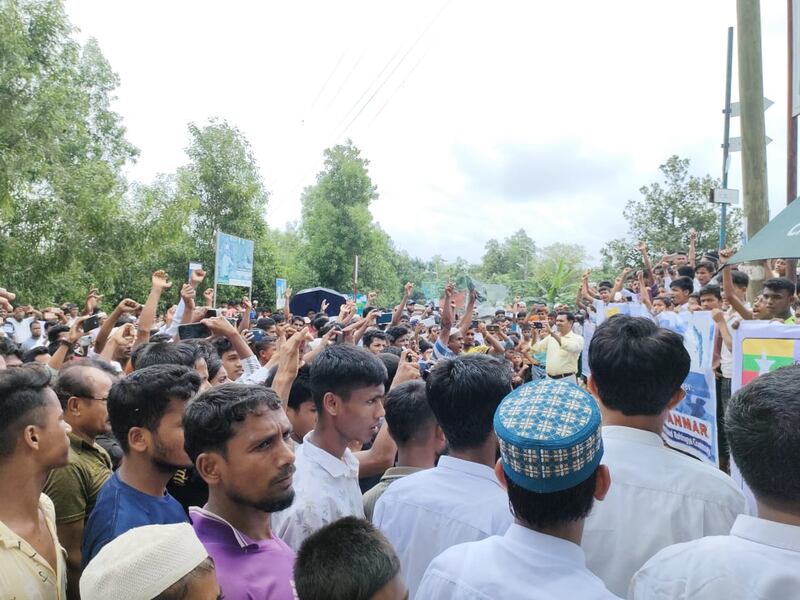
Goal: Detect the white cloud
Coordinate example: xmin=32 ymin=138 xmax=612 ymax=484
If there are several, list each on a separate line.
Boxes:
xmin=65 ymin=0 xmax=791 ymax=264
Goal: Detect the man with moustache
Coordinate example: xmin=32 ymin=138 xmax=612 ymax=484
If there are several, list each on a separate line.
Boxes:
xmin=185 ymin=384 xmax=297 ymax=599
xmin=81 ymin=364 xmax=201 ymax=565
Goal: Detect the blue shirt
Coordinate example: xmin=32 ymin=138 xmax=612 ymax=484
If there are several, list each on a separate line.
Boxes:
xmin=432 ymin=339 xmax=456 ymax=361
xmin=81 ymin=471 xmax=188 ymax=567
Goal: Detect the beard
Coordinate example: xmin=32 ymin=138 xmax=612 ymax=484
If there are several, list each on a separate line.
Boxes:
xmin=228 ymin=464 xmax=297 ymax=514
xmin=152 ymin=438 xmax=191 ymax=474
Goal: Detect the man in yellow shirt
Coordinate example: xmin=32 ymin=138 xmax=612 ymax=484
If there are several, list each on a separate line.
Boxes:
xmin=532 ymin=312 xmax=584 ymax=384
xmin=0 ymin=364 xmax=71 ymax=599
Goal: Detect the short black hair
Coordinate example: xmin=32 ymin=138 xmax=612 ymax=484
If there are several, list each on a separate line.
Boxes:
xmin=695 ymin=261 xmax=715 ymax=273
xmin=677 ymin=266 xmax=695 ymax=279
xmin=22 ymin=346 xmax=49 ymax=363
xmin=183 ymin=383 xmax=282 ymax=462
xmin=726 ymin=365 xmax=800 ymax=504
xmin=131 ymin=341 xmax=199 ymax=370
xmin=377 ymin=353 xmax=399 ymax=389
xmin=381 ymin=346 xmax=402 ymax=357
xmin=385 ymin=326 xmax=410 ymax=343
xmin=506 ymin=469 xmax=598 ymax=529
xmin=731 ymin=269 xmax=750 ymax=288
xmin=699 ymin=285 xmax=722 ymax=300
xmin=653 ymin=296 xmax=673 ymax=307
xmin=426 ymin=354 xmax=512 ymax=450
xmin=0 ymin=365 xmax=52 ymax=459
xmin=0 ymin=337 xmax=21 ymax=359
xmin=309 ymin=345 xmax=387 ymax=411
xmin=597 ymin=281 xmax=613 ymax=290
xmin=288 ymin=365 xmax=313 ymax=410
xmin=556 ymin=311 xmax=575 ymax=323
xmin=362 ymin=329 xmax=387 ymax=348
xmin=255 ymin=317 xmax=276 ymax=331
xmin=211 ymin=336 xmax=234 ymax=357
xmin=589 ymin=316 xmax=689 ymax=416
xmin=312 ymin=316 xmax=329 ymax=334
xmin=763 ymin=278 xmax=796 ymax=296
xmin=108 ymin=364 xmax=201 ymax=453
xmin=669 ymin=276 xmax=694 ymax=294
xmin=47 ymin=324 xmax=69 ymax=344
xmin=294 ymin=517 xmax=401 ymax=600
xmin=384 ymin=380 xmax=435 ymax=445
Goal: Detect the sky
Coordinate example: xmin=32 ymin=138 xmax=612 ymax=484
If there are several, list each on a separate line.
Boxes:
xmin=65 ymin=0 xmax=793 ymax=265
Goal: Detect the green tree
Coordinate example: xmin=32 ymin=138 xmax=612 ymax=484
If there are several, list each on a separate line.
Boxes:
xmin=531 ymin=243 xmax=587 ymax=305
xmin=299 ymin=141 xmax=400 ymax=300
xmin=176 ymin=119 xmax=277 ymax=305
xmin=0 ymin=0 xmax=138 ymax=305
xmin=600 ymin=156 xmax=742 ymax=272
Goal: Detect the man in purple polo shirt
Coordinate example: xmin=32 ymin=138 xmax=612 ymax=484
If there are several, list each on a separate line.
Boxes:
xmin=184 ymin=384 xmax=296 ymax=599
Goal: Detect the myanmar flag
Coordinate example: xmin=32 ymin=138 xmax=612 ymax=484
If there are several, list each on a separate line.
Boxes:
xmin=741 ymin=338 xmax=797 ymax=386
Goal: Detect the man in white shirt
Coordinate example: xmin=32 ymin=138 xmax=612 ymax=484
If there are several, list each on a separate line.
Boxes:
xmin=581 ymin=315 xmax=747 ymax=596
xmin=669 ymin=277 xmax=694 ymax=314
xmin=417 ymin=379 xmax=619 ymax=600
xmin=532 ymin=311 xmax=583 ymax=383
xmin=372 ymin=354 xmax=513 ymax=599
xmin=630 ymin=365 xmax=800 ymax=599
xmin=5 ymin=305 xmax=39 ymax=344
xmin=272 ymin=345 xmax=387 ymax=551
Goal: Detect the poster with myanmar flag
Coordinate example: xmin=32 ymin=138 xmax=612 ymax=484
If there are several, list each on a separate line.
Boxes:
xmin=732 ymin=322 xmax=800 ymax=391
xmin=730 ymin=321 xmax=800 ymax=513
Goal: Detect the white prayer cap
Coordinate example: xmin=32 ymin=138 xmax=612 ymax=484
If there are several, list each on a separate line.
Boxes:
xmin=80 ymin=523 xmax=209 ymax=600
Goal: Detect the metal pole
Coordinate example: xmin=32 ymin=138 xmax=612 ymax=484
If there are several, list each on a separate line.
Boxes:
xmin=212 ymin=230 xmax=219 ymax=309
xmin=788 ymin=0 xmax=798 ymax=283
xmin=737 ymin=0 xmax=771 ymax=300
xmin=720 ymin=26 xmax=734 ymax=249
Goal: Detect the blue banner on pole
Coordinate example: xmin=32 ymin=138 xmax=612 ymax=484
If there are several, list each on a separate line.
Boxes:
xmin=215 ymin=232 xmax=254 ymax=287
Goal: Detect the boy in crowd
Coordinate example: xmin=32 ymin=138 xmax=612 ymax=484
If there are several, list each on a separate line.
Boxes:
xmin=272 ymin=345 xmax=387 ymax=550
xmin=294 ymin=517 xmax=407 ymax=600
xmin=581 ymin=315 xmax=746 ymax=596
xmin=362 ymin=380 xmax=446 ymax=520
xmin=373 ymin=354 xmax=513 ymax=598
xmin=82 ymin=364 xmax=201 ymax=565
xmin=630 ymin=366 xmax=800 ymax=599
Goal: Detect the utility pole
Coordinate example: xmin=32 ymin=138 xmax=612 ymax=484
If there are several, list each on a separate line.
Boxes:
xmin=736 ymin=0 xmax=771 ymax=298
xmin=787 ymin=0 xmax=798 ymax=283
xmin=720 ymin=27 xmax=734 ymax=249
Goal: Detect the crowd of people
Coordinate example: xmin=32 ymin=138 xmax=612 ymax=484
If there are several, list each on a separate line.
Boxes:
xmin=0 ymin=237 xmax=799 ymax=600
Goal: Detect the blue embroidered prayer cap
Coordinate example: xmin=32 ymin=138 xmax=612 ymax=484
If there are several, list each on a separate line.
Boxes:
xmin=494 ymin=378 xmax=603 ymax=493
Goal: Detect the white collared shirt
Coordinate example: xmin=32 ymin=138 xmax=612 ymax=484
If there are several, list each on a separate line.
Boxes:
xmin=271 ymin=432 xmax=363 ymax=551
xmin=372 ymin=455 xmax=513 ymax=599
xmin=582 ymin=426 xmax=747 ymax=597
xmin=629 ymin=515 xmax=800 ymax=599
xmin=417 ymin=524 xmax=620 ymax=600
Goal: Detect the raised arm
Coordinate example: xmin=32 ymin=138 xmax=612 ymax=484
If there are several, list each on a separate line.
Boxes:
xmin=611 ymin=267 xmax=631 ymax=298
xmin=391 ymin=282 xmax=414 ymax=327
xmin=136 ymin=271 xmax=173 ymax=347
xmin=271 ymin=328 xmax=312 ymax=409
xmin=720 ymin=249 xmax=754 ymax=320
xmin=638 ymin=241 xmax=655 ymax=286
xmin=458 ymin=289 xmax=478 ymax=337
xmin=94 ymin=298 xmax=140 ymax=354
xmin=48 ymin=317 xmax=88 ymax=370
xmin=437 ymin=283 xmax=456 ymax=349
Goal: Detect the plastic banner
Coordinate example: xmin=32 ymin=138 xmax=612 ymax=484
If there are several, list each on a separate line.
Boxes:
xmin=215 ymin=232 xmax=254 ymax=287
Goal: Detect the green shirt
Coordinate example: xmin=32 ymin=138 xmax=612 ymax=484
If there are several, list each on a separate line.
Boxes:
xmin=362 ymin=466 xmax=423 ymax=522
xmin=43 ymin=433 xmax=112 ymax=524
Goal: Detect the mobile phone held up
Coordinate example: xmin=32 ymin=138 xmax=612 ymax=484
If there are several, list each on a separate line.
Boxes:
xmin=249 ymin=328 xmax=266 ymax=343
xmin=178 ymin=322 xmax=211 ymax=340
xmin=377 ymin=312 xmax=393 ymax=325
xmin=82 ymin=315 xmax=100 ymax=333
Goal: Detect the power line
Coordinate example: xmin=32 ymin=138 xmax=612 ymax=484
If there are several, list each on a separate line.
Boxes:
xmin=308 ymin=49 xmax=348 ymax=113
xmin=335 ymin=0 xmax=452 ymax=140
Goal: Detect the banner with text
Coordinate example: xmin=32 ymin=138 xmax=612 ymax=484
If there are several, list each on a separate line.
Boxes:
xmin=276 ymin=278 xmax=287 ymax=309
xmin=662 ymin=311 xmax=719 ymax=466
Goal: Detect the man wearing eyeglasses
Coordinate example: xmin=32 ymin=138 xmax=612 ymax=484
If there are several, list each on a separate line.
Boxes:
xmin=43 ymin=359 xmax=115 ymax=600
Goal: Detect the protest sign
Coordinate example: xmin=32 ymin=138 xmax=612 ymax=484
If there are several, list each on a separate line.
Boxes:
xmin=276 ymin=278 xmax=287 ymax=309
xmin=730 ymin=321 xmax=800 ymax=511
xmin=662 ymin=311 xmax=719 ymax=466
xmin=592 ymin=301 xmax=629 ymax=326
xmin=214 ymin=231 xmax=254 ymax=288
